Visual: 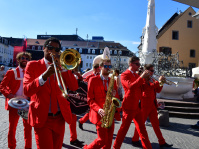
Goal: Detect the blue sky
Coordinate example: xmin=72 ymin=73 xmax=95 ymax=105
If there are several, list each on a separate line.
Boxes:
xmin=0 ymin=0 xmax=198 ymax=53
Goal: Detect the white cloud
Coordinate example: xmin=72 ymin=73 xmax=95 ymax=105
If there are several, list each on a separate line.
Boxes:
xmin=116 ymin=40 xmax=140 ymax=45
xmin=132 ymin=41 xmax=140 ymax=45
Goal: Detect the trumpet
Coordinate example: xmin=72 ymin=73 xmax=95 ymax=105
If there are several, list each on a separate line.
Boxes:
xmin=150 ymin=74 xmax=178 ymax=86
xmin=51 ymin=49 xmax=81 ymax=98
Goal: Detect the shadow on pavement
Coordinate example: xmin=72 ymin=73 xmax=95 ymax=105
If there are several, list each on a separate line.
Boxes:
xmin=160 ymin=122 xmax=199 ymax=137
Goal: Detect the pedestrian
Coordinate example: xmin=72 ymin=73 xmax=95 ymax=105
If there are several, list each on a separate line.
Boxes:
xmin=0 ymin=52 xmax=32 ymax=149
xmin=23 ymin=37 xmax=79 ymax=149
xmin=114 ymin=69 xmax=123 ymax=100
xmin=0 ymin=65 xmax=5 ymax=83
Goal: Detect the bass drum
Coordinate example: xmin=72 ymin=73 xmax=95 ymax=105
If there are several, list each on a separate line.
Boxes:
xmin=67 ymin=80 xmax=89 ymax=115
xmin=17 ymin=108 xmax=29 ymax=119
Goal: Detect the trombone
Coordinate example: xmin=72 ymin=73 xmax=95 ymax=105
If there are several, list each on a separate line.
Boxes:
xmin=51 ymin=49 xmax=81 ymax=98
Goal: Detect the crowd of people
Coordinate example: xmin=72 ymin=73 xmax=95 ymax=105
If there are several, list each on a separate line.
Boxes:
xmin=0 ymin=37 xmax=197 ymax=149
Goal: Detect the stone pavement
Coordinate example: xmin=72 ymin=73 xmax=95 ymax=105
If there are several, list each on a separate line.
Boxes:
xmin=0 ymin=95 xmax=198 ymax=149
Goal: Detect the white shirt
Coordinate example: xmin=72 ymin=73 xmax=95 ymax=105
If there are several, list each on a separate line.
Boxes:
xmin=15 ymin=67 xmax=27 ymax=98
xmin=129 ymin=68 xmax=136 ymax=77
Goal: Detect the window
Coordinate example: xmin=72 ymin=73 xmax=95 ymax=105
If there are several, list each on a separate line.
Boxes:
xmin=32 ymin=46 xmax=35 ymax=50
xmin=159 ymin=47 xmax=172 ymax=55
xmin=124 ymin=59 xmax=126 ymax=62
xmin=187 ymin=20 xmax=192 ymax=28
xmin=92 ymin=49 xmax=95 ymax=54
xmin=100 ymin=49 xmax=103 ymax=54
xmin=89 ymin=63 xmax=92 ymax=68
xmin=88 ymin=49 xmax=91 ymax=53
xmin=79 ymin=48 xmax=82 ymax=53
xmin=86 ymin=63 xmax=88 ymax=67
xmin=114 ymin=50 xmax=117 ymax=54
xmin=110 ymin=50 xmax=112 ymax=54
xmin=172 ymin=31 xmax=179 ymax=40
xmin=87 ymin=56 xmax=89 ymax=59
xmin=38 ymin=46 xmax=41 ymax=50
xmin=190 ymin=49 xmax=195 ymax=57
xmin=90 ymin=56 xmax=92 ymax=59
xmin=119 ymin=50 xmax=122 ymax=55
xmin=189 ymin=63 xmax=196 ymax=69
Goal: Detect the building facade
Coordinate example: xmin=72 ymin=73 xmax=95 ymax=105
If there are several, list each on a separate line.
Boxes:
xmin=157 ymin=7 xmax=199 ymax=69
xmin=26 ymin=36 xmax=133 ymax=72
xmin=0 ymin=37 xmax=14 ymax=66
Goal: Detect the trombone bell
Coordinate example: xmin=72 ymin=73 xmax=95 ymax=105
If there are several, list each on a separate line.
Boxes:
xmin=60 ymin=49 xmax=81 ymax=70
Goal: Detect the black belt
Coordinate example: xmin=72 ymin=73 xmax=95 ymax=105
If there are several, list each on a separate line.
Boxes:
xmin=48 ymin=111 xmax=61 ymax=117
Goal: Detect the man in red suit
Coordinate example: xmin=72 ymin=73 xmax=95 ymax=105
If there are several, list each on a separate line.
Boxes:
xmin=68 ymin=69 xmax=84 ymax=147
xmin=113 ymin=56 xmax=152 ymax=149
xmin=0 ymin=52 xmax=32 ymax=149
xmin=132 ymin=64 xmax=173 ymax=148
xmin=83 ymin=59 xmax=121 ymax=149
xmin=78 ymin=63 xmax=101 ymax=130
xmin=23 ymin=37 xmax=78 ymax=149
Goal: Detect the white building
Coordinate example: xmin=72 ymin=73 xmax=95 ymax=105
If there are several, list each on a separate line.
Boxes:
xmin=0 ymin=37 xmax=14 ymax=66
xmin=26 ymin=38 xmax=133 ymax=72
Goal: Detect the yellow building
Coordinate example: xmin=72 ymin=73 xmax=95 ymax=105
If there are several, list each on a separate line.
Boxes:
xmin=157 ymin=7 xmax=199 ymax=69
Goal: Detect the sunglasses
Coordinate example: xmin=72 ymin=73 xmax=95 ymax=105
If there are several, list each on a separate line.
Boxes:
xmin=46 ymin=45 xmax=61 ymax=52
xmin=21 ymin=57 xmax=29 ymax=61
xmin=104 ymin=65 xmax=112 ymax=69
xmin=132 ymin=63 xmax=140 ymax=66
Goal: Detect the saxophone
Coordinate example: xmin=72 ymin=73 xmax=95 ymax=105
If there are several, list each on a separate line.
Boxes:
xmin=101 ymin=70 xmax=122 ymax=128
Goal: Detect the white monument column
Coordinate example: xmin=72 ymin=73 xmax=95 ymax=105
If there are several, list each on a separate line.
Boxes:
xmin=140 ymin=0 xmax=158 ymax=64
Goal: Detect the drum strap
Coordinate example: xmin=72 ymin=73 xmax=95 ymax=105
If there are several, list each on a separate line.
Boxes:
xmin=13 ymin=69 xmax=23 ymax=81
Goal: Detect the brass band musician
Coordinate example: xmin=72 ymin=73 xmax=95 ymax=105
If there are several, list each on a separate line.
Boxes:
xmin=132 ymin=64 xmax=173 ymax=148
xmin=23 ymin=37 xmax=78 ymax=149
xmin=0 ymin=52 xmax=32 ymax=149
xmin=83 ymin=58 xmax=121 ymax=149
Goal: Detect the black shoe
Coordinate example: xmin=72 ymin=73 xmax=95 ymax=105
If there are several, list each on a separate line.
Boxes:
xmin=160 ymin=143 xmax=173 ymax=148
xmin=70 ymin=139 xmax=84 ymax=147
xmin=191 ymin=124 xmax=199 ymax=129
xmin=132 ymin=141 xmax=142 ymax=148
xmin=78 ymin=120 xmax=84 ymax=130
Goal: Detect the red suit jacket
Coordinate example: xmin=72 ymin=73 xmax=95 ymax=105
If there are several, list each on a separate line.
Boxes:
xmin=87 ymin=75 xmax=119 ymax=124
xmin=84 ymin=73 xmax=95 ymax=83
xmin=23 ymin=58 xmax=78 ymax=128
xmin=121 ymin=69 xmax=144 ymax=110
xmin=0 ymin=67 xmax=21 ymax=110
xmin=141 ymin=79 xmax=163 ymax=108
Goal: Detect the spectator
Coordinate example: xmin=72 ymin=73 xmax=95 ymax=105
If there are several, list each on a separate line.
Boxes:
xmin=115 ymin=69 xmax=123 ymax=100
xmin=0 ymin=65 xmax=5 ymax=83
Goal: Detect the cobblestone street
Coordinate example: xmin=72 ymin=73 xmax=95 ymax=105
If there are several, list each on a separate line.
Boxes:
xmin=0 ymin=95 xmax=198 ymax=149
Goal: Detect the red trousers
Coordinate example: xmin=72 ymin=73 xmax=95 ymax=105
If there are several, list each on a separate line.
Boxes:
xmin=69 ymin=114 xmax=77 ymax=141
xmin=34 ymin=114 xmax=65 ymax=149
xmin=132 ymin=105 xmax=166 ymax=145
xmin=113 ymin=108 xmax=152 ymax=149
xmin=84 ymin=121 xmax=114 ymax=149
xmin=79 ymin=113 xmax=89 ymax=124
xmin=8 ymin=107 xmax=32 ymax=149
